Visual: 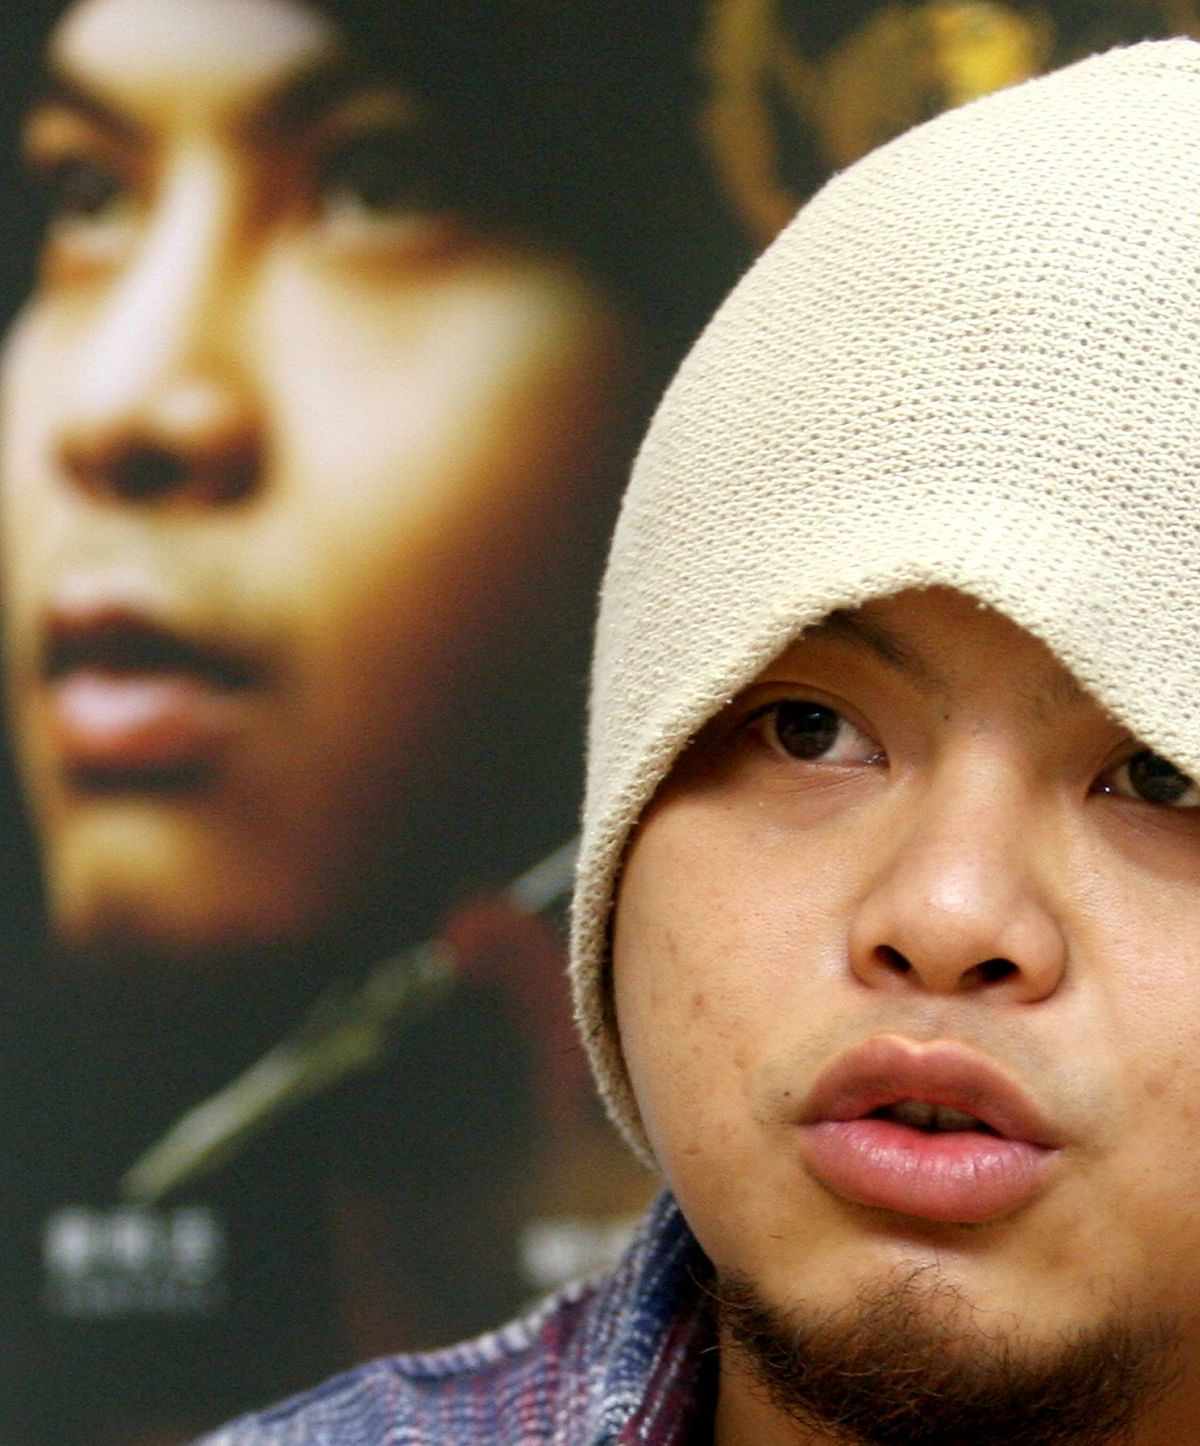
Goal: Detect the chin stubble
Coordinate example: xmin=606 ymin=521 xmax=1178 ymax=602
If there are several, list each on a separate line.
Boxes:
xmin=714 ymin=1264 xmax=1181 ymax=1446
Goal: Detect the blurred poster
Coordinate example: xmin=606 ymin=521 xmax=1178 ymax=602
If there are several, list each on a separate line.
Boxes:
xmin=0 ymin=2 xmax=1193 ymax=1442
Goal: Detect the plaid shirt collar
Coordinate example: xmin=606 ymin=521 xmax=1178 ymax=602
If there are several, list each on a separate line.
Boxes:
xmin=201 ymin=1190 xmax=718 ymax=1445
xmin=577 ymin=1190 xmax=715 ymax=1445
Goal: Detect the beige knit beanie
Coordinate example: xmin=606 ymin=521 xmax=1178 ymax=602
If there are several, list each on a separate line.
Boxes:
xmin=571 ymin=38 xmax=1200 ymax=1162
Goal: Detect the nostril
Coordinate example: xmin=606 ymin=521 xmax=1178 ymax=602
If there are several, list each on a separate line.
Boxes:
xmin=65 ymin=439 xmax=261 ymax=505
xmin=114 ymin=449 xmax=190 ymax=501
xmin=971 ymin=957 xmax=1017 ymax=986
xmin=876 ymin=945 xmax=911 ymax=975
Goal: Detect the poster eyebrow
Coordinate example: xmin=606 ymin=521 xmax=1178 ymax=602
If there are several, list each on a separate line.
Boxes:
xmin=32 ymin=55 xmax=425 ymax=151
xmin=30 ymin=70 xmax=145 ymax=145
xmin=240 ymin=54 xmax=426 ymax=139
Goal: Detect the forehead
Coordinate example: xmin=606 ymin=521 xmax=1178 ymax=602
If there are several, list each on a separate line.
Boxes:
xmin=49 ymin=0 xmax=341 ymax=118
xmin=758 ymin=588 xmax=1091 ymax=724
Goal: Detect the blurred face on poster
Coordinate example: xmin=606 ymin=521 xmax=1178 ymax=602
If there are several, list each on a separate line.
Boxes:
xmin=1 ymin=0 xmax=633 ymax=966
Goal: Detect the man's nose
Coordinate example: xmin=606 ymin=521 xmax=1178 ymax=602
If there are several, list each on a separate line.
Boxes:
xmin=847 ymin=770 xmax=1068 ymax=1002
xmin=56 ymin=154 xmax=262 ymax=507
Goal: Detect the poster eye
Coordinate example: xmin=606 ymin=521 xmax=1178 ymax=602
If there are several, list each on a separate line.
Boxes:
xmin=42 ymin=156 xmax=128 ymax=226
xmin=317 ymin=129 xmax=441 ymax=223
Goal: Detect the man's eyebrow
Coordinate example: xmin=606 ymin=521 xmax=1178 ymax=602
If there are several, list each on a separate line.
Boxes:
xmin=809 ymin=609 xmax=1092 ymax=722
xmin=29 ymin=71 xmax=144 ymax=145
xmin=1020 ymin=661 xmax=1088 ymax=725
xmin=802 ymin=608 xmax=948 ymax=694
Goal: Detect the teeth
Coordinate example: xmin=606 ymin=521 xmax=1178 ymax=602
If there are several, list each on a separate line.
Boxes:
xmin=878 ymin=1101 xmax=990 ymax=1133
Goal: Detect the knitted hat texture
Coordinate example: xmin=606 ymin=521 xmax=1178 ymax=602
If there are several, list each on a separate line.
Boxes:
xmin=571 ymin=39 xmax=1200 ymax=1161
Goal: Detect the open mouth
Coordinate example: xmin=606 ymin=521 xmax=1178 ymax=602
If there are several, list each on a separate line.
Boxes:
xmin=797 ymin=1036 xmax=1061 ymax=1223
xmin=867 ymin=1100 xmax=999 ymax=1136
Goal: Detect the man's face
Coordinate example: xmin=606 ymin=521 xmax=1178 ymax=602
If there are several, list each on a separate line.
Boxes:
xmin=2 ymin=0 xmax=628 ymax=963
xmin=614 ymin=588 xmax=1200 ymax=1439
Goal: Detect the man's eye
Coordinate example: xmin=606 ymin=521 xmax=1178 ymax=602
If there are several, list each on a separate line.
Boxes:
xmin=1104 ymin=749 xmax=1200 ymax=808
xmin=749 ymin=700 xmax=881 ymax=764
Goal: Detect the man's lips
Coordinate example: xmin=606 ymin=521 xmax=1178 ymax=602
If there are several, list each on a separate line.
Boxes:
xmin=797 ymin=1036 xmax=1062 ymax=1224
xmin=801 ymin=1035 xmax=1062 ymax=1146
xmin=40 ymin=606 xmax=261 ymax=785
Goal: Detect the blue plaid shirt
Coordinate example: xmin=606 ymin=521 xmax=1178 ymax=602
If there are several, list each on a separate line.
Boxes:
xmin=199 ymin=1191 xmax=714 ymax=1444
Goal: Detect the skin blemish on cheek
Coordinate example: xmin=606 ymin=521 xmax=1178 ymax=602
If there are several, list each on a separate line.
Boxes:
xmin=690 ymin=990 xmax=707 ymax=1018
xmin=1145 ymin=1057 xmax=1187 ymax=1107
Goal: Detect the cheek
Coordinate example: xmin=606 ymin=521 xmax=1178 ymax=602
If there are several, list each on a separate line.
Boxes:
xmin=203 ymin=259 xmax=628 ymax=847
xmin=1078 ymin=862 xmax=1200 ymax=1088
xmin=1054 ymin=864 xmax=1200 ymax=1302
xmin=613 ymin=915 xmax=757 ymax=1196
xmin=612 ymin=804 xmax=832 ymax=1178
xmin=1 ymin=306 xmax=62 ymax=513
xmin=259 ymin=252 xmax=624 ymax=532
xmin=1109 ymin=926 xmax=1200 ymax=1155
xmin=250 ymin=256 xmax=627 ymax=722
xmin=0 ymin=311 xmax=75 ymax=688
xmin=1107 ymin=1013 xmax=1200 ymax=1317
xmin=613 ymin=820 xmax=850 ymax=1283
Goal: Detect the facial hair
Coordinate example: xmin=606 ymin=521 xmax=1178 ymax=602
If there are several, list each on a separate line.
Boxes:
xmin=716 ymin=1264 xmax=1181 ymax=1446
